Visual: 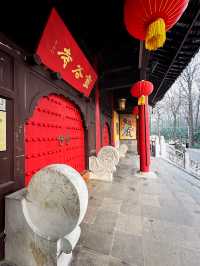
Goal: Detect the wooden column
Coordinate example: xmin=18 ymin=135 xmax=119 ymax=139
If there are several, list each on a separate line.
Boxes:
xmin=138 ymin=41 xmax=150 ymax=172
xmin=138 ymin=98 xmax=150 ymax=172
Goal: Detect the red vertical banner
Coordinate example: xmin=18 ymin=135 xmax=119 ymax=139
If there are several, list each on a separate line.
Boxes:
xmin=36 ymin=8 xmax=97 ymax=97
xmin=95 ymin=86 xmax=101 ymax=154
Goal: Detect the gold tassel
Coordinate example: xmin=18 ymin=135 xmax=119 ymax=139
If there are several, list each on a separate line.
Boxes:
xmin=145 ymin=18 xmax=166 ymax=51
xmin=138 ymin=95 xmax=145 ymax=105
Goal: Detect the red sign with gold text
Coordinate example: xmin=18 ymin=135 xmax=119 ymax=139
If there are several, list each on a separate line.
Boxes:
xmin=36 ymin=8 xmax=97 ymax=97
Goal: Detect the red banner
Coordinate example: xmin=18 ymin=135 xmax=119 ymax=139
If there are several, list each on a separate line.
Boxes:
xmin=36 ymin=8 xmax=97 ymax=97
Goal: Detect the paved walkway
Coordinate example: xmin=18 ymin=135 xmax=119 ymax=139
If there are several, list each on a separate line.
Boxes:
xmin=188 ymin=148 xmax=200 ymax=161
xmin=72 ymin=153 xmax=200 ymax=266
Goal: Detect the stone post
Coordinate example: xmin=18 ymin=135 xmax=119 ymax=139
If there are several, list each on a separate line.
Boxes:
xmin=184 ymin=150 xmax=190 ymax=170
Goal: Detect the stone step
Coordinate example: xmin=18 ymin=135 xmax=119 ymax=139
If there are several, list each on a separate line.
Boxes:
xmin=0 ymin=261 xmax=17 ymax=266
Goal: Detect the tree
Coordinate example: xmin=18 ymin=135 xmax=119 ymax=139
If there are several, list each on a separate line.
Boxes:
xmin=151 ymin=50 xmax=200 ymax=147
xmin=151 ymin=100 xmax=170 ymax=139
xmin=194 ymin=83 xmax=200 ymax=131
xmin=179 ymin=59 xmax=200 ymax=147
xmin=166 ymin=86 xmax=181 ymax=140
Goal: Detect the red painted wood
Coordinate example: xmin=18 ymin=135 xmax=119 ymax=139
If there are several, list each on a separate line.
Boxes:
xmin=25 ymin=94 xmax=85 ymax=185
xmin=139 ymin=101 xmax=150 ymax=172
xmin=95 ymin=87 xmax=101 ymax=153
xmin=137 ymin=118 xmax=140 ymax=155
xmin=102 ymin=123 xmax=110 ymax=146
xmin=111 ymin=95 xmax=115 ymax=146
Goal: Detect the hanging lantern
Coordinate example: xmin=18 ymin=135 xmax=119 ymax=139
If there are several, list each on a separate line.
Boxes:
xmin=124 ymin=0 xmax=189 ymax=51
xmin=118 ymin=98 xmax=126 ymax=111
xmin=130 ymin=80 xmax=153 ymax=105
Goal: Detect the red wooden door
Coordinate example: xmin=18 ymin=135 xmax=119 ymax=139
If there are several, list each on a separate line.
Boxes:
xmin=102 ymin=123 xmax=110 ymax=146
xmin=25 ymin=94 xmax=85 ymax=185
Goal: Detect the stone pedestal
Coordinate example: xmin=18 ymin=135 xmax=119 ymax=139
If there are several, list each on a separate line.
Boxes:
xmin=5 ymin=164 xmax=88 ymax=266
xmin=5 ymin=189 xmax=57 ymax=266
xmin=160 ymin=136 xmax=166 ymax=157
xmin=155 ymin=136 xmax=160 ymax=157
xmin=135 ymin=171 xmax=158 ymax=179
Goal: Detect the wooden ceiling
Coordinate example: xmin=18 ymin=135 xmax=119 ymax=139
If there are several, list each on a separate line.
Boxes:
xmin=1 ymin=0 xmax=200 ymax=110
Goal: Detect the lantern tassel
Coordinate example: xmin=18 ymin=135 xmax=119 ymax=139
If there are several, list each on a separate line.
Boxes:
xmin=145 ymin=18 xmax=166 ymax=51
xmin=138 ymin=95 xmax=146 ymax=105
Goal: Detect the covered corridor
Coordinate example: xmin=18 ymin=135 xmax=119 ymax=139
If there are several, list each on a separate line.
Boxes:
xmin=1 ymin=0 xmax=200 ymax=264
xmin=72 ymin=152 xmax=200 ymax=266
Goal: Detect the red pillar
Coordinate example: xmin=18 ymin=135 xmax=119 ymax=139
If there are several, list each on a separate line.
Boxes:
xmin=139 ymin=99 xmax=150 ymax=172
xmin=95 ymin=86 xmax=101 ymax=154
xmin=136 ymin=117 xmax=140 ymax=154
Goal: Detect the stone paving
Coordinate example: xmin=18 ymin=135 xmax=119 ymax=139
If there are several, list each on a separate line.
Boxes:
xmin=71 ymin=153 xmax=200 ymax=266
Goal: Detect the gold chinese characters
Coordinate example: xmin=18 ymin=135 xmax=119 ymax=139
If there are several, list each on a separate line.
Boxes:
xmin=83 ymin=75 xmax=92 ymax=89
xmin=57 ymin=48 xmax=72 ymax=68
xmin=72 ymin=65 xmax=84 ymax=79
xmin=57 ymin=47 xmax=93 ymax=89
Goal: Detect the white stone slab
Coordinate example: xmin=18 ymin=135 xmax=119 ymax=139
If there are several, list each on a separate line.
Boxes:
xmin=22 ymin=164 xmax=88 ymax=241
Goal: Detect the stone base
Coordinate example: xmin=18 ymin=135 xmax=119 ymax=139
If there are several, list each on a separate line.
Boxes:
xmin=5 ymin=164 xmax=89 ymax=266
xmin=57 ymin=252 xmax=72 ymax=266
xmin=89 ymin=172 xmax=113 ymax=182
xmin=0 ymin=261 xmax=17 ymax=266
xmin=135 ymin=171 xmax=158 ymax=179
xmin=5 ymin=189 xmax=57 ymax=266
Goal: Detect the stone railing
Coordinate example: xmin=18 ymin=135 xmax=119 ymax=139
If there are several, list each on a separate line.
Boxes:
xmin=166 ymin=144 xmax=200 ymax=177
xmin=150 ymin=135 xmax=166 ymax=157
xmin=167 ymin=145 xmax=185 ymax=168
xmin=190 ymin=159 xmax=200 ymax=176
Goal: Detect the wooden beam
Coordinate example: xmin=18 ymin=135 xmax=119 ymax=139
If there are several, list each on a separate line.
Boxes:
xmin=151 ymin=8 xmax=200 ymax=104
xmin=153 ymin=54 xmax=172 ymax=63
xmin=152 ymin=70 xmax=165 ymax=75
xmin=105 ymin=83 xmax=133 ymax=91
xmin=150 ymin=73 xmax=163 ymax=79
xmin=139 ymin=41 xmax=150 ymax=79
xmin=166 ymin=74 xmax=180 ymax=79
xmin=103 ymin=65 xmax=134 ymax=75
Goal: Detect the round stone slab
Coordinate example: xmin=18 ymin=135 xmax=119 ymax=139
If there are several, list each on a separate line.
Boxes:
xmin=22 ymin=164 xmax=88 ymax=241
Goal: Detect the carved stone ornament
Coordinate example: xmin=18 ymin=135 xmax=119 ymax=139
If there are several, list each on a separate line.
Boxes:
xmin=118 ymin=144 xmax=128 ymax=158
xmin=89 ymin=146 xmax=120 ymax=182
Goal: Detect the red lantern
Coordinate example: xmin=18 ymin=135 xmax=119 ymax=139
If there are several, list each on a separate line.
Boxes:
xmin=124 ymin=0 xmax=189 ymax=51
xmin=132 ymin=106 xmax=139 ymax=116
xmin=130 ymin=80 xmax=154 ymax=105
